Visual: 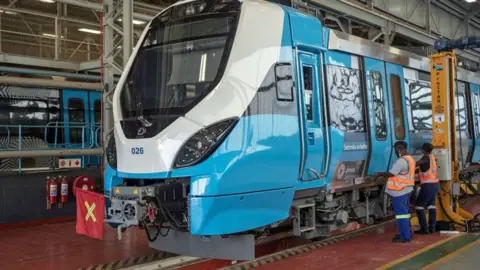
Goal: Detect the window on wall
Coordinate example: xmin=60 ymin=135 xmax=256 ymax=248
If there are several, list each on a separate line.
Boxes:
xmin=390 ymin=74 xmax=406 ymax=140
xmin=302 ymin=65 xmax=314 ymax=121
xmin=409 ymin=83 xmax=432 ymax=130
xmin=94 ymin=100 xmax=101 ymax=124
xmin=370 ymin=71 xmax=387 ymax=140
xmin=275 ymin=63 xmax=294 ymax=102
xmin=68 ymin=98 xmax=85 ymax=144
xmin=326 ymin=65 xmax=365 ymax=132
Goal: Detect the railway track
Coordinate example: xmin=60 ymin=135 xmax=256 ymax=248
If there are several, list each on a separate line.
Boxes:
xmin=100 ymin=218 xmax=397 ymax=270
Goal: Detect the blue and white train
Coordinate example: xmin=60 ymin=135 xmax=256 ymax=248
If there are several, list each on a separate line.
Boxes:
xmin=104 ymin=0 xmax=480 ymax=260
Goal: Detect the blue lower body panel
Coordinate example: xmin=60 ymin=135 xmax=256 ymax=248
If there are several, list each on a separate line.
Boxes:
xmin=189 ymin=187 xmax=295 ymax=235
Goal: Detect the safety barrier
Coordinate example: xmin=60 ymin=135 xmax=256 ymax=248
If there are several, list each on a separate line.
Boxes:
xmin=0 ymin=122 xmax=102 ymax=173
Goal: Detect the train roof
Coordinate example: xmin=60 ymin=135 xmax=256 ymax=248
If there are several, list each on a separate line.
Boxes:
xmin=327 ymin=29 xmax=480 ymax=86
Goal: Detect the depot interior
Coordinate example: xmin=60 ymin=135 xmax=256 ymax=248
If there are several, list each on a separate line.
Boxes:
xmin=1 ymin=0 xmax=480 ymax=270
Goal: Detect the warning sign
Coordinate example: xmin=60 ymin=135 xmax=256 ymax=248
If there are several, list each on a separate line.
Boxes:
xmin=58 ymin=158 xmax=82 ymax=169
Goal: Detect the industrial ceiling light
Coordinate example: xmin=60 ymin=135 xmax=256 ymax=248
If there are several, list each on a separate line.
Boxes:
xmin=465 ymin=0 xmax=476 ymax=3
xmin=42 ymin=33 xmax=64 ymax=38
xmin=39 ymin=0 xmax=55 ymax=3
xmin=78 ymin=28 xmax=101 ymax=34
xmin=117 ymin=18 xmax=146 ymax=25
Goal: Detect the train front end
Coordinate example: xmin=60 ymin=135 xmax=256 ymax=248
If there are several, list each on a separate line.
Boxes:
xmin=104 ymin=0 xmax=295 ymax=260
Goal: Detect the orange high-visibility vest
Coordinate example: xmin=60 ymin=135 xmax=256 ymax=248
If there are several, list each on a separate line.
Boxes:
xmin=418 ymin=154 xmax=439 ymax=184
xmin=387 ymin=155 xmax=415 ymax=191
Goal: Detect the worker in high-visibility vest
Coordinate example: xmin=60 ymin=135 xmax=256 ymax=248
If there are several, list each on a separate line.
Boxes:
xmin=374 ymin=141 xmax=415 ymax=243
xmin=414 ymin=143 xmax=440 ymax=234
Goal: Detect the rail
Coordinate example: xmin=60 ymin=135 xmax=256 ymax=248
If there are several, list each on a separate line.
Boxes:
xmin=0 ymin=122 xmax=102 ymax=173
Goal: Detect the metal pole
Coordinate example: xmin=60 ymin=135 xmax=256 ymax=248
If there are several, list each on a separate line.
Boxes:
xmin=0 ymin=76 xmax=103 ymax=90
xmin=55 ymin=17 xmax=60 ymax=60
xmin=0 ymin=148 xmax=103 ymax=158
xmin=425 ymin=0 xmax=431 ymax=34
xmin=103 ymin=0 xmax=116 ymax=169
xmin=123 ymin=0 xmax=133 ymax=66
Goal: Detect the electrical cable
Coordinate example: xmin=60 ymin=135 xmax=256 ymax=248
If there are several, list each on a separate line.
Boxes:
xmin=145 ymin=224 xmax=161 ymax=242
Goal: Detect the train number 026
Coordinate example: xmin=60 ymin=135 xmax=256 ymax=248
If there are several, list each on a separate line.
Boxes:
xmin=131 ymin=147 xmax=144 ymax=155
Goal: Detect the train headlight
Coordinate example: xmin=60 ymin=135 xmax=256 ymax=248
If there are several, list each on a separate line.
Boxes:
xmin=174 ymin=118 xmax=238 ymax=168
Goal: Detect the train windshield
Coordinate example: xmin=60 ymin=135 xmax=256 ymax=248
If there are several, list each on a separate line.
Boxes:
xmin=120 ymin=11 xmax=238 ymax=121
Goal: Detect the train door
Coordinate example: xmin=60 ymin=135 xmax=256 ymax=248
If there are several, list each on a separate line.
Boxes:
xmin=385 ymin=63 xmax=410 ymax=167
xmin=297 ymin=51 xmax=326 ymax=181
xmin=62 ymin=90 xmax=90 ymax=149
xmin=364 ymin=57 xmax=391 ymax=174
xmin=89 ymin=92 xmax=101 ymax=166
xmin=469 ymin=83 xmax=480 ymax=163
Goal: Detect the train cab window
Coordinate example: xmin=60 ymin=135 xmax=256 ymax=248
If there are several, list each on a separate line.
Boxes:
xmin=390 ymin=74 xmax=406 ymax=140
xmin=302 ymin=65 xmax=314 ymax=121
xmin=68 ymin=98 xmax=85 ymax=144
xmin=275 ymin=63 xmax=294 ymax=102
xmin=370 ymin=72 xmax=387 ymax=140
xmin=94 ymin=100 xmax=101 ymax=124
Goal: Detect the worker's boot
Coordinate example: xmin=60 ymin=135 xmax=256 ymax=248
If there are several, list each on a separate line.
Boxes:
xmin=428 ymin=207 xmax=437 ymax=233
xmin=415 ymin=210 xmax=430 ymax=234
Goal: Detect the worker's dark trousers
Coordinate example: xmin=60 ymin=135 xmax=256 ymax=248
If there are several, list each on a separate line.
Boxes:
xmin=415 ymin=182 xmax=440 ymax=232
xmin=392 ymin=192 xmax=413 ymax=241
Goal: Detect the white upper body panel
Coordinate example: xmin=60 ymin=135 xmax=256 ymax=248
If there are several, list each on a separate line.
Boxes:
xmin=111 ymin=0 xmax=285 ymax=174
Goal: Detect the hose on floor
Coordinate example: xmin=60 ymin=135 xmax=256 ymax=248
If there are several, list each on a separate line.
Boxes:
xmin=437 ymin=194 xmax=468 ymax=229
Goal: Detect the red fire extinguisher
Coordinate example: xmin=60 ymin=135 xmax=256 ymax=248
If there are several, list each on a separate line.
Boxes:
xmin=58 ymin=175 xmax=69 ymax=208
xmin=46 ymin=176 xmax=58 ymax=210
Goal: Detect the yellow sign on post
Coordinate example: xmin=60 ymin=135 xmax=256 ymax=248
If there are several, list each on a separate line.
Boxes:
xmin=430 ymin=53 xmax=452 ymax=150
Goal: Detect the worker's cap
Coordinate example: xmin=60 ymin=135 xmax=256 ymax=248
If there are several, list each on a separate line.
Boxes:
xmin=393 ymin=140 xmax=408 ymax=149
xmin=422 ymin=143 xmax=434 ymax=152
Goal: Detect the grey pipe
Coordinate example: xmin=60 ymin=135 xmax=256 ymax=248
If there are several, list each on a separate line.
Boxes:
xmin=0 ymin=66 xmax=101 ymax=81
xmin=0 ymin=148 xmax=103 ymax=158
xmin=0 ymin=76 xmax=102 ymax=91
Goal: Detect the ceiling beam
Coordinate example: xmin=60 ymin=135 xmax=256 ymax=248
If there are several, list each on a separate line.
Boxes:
xmin=307 ymin=0 xmax=480 ymax=64
xmin=54 ymin=0 xmax=156 ymax=21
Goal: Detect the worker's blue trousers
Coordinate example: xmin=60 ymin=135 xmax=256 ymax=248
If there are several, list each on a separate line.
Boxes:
xmin=415 ymin=182 xmax=440 ymax=232
xmin=392 ymin=192 xmax=413 ymax=241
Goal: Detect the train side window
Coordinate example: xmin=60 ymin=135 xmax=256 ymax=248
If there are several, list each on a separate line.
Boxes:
xmin=370 ymin=71 xmax=387 ymax=140
xmin=390 ymin=74 xmax=406 ymax=140
xmin=455 ymin=84 xmax=467 ymax=132
xmin=409 ymin=83 xmax=432 ymax=130
xmin=94 ymin=100 xmax=101 ymax=123
xmin=325 ymin=65 xmax=365 ymax=133
xmin=68 ymin=98 xmax=85 ymax=144
xmin=302 ymin=65 xmax=313 ymax=121
xmin=274 ymin=63 xmax=294 ymax=102
xmin=473 ymin=93 xmax=480 ymax=138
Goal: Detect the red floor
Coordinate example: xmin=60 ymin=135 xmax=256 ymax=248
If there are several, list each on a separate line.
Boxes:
xmin=256 ymin=196 xmax=480 ymax=270
xmin=1 ymin=196 xmax=479 ymax=270
xmin=0 ymin=222 xmax=156 ymax=270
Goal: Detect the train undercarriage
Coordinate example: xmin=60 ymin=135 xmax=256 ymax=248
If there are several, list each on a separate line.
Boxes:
xmin=106 ymin=177 xmax=394 ymax=260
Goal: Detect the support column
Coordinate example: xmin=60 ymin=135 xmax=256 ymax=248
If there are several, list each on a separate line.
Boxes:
xmin=425 ymin=0 xmax=431 ymax=34
xmin=55 ymin=3 xmax=61 ymax=60
xmin=0 ymin=14 xmax=2 ymax=52
xmin=103 ymin=0 xmax=115 ymax=168
xmin=123 ymin=0 xmax=133 ymax=66
xmin=366 ymin=0 xmax=373 ymax=10
xmin=465 ymin=12 xmax=472 ymax=37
